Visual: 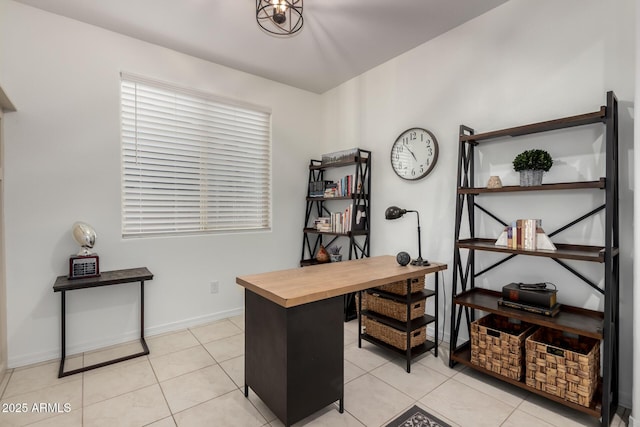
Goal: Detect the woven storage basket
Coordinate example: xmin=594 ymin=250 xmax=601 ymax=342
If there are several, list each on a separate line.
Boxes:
xmin=525 ymin=328 xmax=600 ymax=407
xmin=362 ymin=315 xmax=426 ymax=350
xmin=363 ymin=292 xmax=426 ymax=322
xmin=375 ymin=276 xmax=425 ymax=295
xmin=471 ymin=314 xmax=536 ymax=380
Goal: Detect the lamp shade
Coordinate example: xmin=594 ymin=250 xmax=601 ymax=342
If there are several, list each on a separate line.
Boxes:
xmin=385 ymin=206 xmax=406 ymax=220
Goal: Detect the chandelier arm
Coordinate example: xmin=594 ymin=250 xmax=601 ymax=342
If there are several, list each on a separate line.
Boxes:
xmin=256 ymin=0 xmax=304 ymax=36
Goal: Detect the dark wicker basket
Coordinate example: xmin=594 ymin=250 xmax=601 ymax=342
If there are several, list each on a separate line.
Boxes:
xmin=471 ymin=314 xmax=536 ymax=380
xmin=362 ymin=315 xmax=426 ymax=350
xmin=375 ymin=276 xmax=425 ymax=295
xmin=525 ymin=327 xmax=600 ymax=407
xmin=363 ymin=292 xmax=425 ymax=322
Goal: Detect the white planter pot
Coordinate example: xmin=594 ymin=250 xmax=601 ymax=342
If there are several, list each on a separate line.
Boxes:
xmin=519 ymin=169 xmax=543 ymax=186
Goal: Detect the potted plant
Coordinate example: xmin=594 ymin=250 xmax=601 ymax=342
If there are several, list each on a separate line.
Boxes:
xmin=327 ymin=245 xmax=342 ymax=262
xmin=512 ymin=149 xmax=553 ymax=186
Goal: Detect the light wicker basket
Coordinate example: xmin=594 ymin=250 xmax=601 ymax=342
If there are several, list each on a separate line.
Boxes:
xmin=525 ymin=328 xmax=600 ymax=407
xmin=471 ymin=314 xmax=536 ymax=380
xmin=363 ymin=292 xmax=425 ymax=322
xmin=375 ymin=276 xmax=425 ymax=295
xmin=362 ymin=315 xmax=426 ymax=350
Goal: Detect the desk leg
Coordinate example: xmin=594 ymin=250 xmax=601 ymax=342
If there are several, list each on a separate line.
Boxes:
xmin=434 ymin=272 xmax=439 ymax=358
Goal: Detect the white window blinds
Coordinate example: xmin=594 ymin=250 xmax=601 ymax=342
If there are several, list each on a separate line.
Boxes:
xmin=121 ymin=74 xmax=271 ymax=237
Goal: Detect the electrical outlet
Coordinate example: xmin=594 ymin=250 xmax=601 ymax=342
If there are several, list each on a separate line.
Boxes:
xmin=210 ymin=281 xmax=219 ymax=294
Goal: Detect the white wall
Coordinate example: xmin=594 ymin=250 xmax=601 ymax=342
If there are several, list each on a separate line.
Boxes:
xmin=0 ymin=0 xmax=636 ymax=413
xmin=0 ymin=0 xmax=321 ymax=367
xmin=320 ymin=0 xmax=635 ymax=407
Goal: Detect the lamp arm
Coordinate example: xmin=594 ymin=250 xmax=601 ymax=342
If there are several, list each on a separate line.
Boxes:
xmin=405 ymin=210 xmax=422 ymax=260
xmin=405 ymin=210 xmax=421 ymax=228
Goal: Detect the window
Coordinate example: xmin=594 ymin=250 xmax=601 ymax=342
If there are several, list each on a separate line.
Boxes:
xmin=121 ymin=74 xmax=271 ymax=237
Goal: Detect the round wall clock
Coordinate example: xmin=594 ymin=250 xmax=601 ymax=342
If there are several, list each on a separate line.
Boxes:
xmin=390 ymin=128 xmax=439 ymax=180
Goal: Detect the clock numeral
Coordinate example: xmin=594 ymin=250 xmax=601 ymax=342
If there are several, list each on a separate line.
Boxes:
xmin=402 ymin=131 xmax=417 ymax=145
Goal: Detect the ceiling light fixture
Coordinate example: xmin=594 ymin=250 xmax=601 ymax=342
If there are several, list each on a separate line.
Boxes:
xmin=256 ymin=0 xmax=303 ymax=36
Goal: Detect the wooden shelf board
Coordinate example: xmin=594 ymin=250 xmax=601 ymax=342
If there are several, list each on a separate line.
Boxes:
xmin=456 ymin=238 xmax=610 ymax=262
xmin=453 ymin=288 xmax=604 ymax=339
xmin=458 ymin=178 xmax=605 ymax=194
xmin=362 ymin=311 xmax=434 ymax=331
xmin=306 ymin=194 xmax=369 ymax=201
xmin=460 ymin=107 xmax=606 ymax=143
xmin=361 ymin=334 xmax=435 ymax=358
xmin=303 ymin=228 xmax=369 ymax=237
xmin=366 ymin=288 xmax=435 ymax=303
xmin=450 ymin=343 xmax=602 ymax=418
xmin=309 ymin=156 xmax=370 ymax=170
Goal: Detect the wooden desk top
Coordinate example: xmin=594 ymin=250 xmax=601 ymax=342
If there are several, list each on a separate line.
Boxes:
xmin=236 ymin=256 xmax=447 ymax=308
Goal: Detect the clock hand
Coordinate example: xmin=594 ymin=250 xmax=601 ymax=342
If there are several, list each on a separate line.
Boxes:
xmin=405 ymin=146 xmax=417 ymax=161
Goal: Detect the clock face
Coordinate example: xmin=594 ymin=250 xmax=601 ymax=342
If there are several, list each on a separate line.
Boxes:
xmin=390 ymin=128 xmax=439 ymax=180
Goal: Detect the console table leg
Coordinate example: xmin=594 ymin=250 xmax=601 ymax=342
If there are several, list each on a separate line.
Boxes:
xmin=244 ymin=384 xmax=249 ymax=397
xmin=339 ymin=397 xmax=344 ymax=413
xmin=58 ymin=291 xmax=66 ymax=378
xmin=140 ymin=281 xmax=145 ymax=338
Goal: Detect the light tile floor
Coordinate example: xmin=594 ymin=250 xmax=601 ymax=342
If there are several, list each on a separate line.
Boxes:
xmin=0 ymin=316 xmax=630 ymax=427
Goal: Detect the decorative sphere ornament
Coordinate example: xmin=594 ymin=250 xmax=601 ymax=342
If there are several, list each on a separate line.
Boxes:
xmin=72 ymin=222 xmax=97 ymax=256
xmin=396 ymin=251 xmax=411 ymax=266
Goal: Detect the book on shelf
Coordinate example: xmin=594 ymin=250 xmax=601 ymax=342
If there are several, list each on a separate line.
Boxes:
xmin=497 ymin=298 xmax=561 ymax=317
xmin=313 ymin=205 xmax=354 ymax=233
xmin=494 ymin=219 xmax=556 ymax=251
xmin=502 ymin=282 xmax=557 ymax=308
xmin=314 ymin=217 xmax=332 ymax=232
xmin=309 ymin=180 xmax=331 ymax=197
xmin=315 ymin=175 xmax=355 ymax=198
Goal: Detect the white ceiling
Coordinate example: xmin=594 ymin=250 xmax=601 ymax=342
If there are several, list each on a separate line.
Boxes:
xmin=14 ymin=0 xmax=508 ymax=94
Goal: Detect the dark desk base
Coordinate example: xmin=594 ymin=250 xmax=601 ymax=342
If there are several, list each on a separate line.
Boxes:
xmin=244 ymin=290 xmax=344 ymax=427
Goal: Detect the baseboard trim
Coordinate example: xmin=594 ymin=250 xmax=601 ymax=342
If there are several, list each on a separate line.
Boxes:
xmin=629 ymin=415 xmax=636 ymax=427
xmin=8 ymin=307 xmax=244 ymax=369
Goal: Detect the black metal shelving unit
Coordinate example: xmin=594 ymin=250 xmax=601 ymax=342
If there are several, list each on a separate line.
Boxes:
xmin=449 ymin=92 xmax=619 ymax=426
xmin=300 ymin=148 xmax=371 ymax=320
xmin=359 ymin=282 xmax=438 ymax=373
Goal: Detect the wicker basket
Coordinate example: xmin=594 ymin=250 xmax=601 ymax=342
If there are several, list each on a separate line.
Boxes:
xmin=471 ymin=314 xmax=536 ymax=380
xmin=362 ymin=315 xmax=426 ymax=350
xmin=375 ymin=276 xmax=425 ymax=295
xmin=525 ymin=328 xmax=600 ymax=407
xmin=362 ymin=292 xmax=425 ymax=322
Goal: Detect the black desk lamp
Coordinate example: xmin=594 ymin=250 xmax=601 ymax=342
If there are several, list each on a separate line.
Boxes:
xmin=385 ymin=206 xmax=429 ymax=266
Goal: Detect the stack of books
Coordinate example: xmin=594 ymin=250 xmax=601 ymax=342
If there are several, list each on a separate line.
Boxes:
xmin=494 ymin=218 xmax=557 ymax=251
xmin=498 ymin=282 xmax=560 ymax=317
xmin=313 ymin=206 xmax=355 ymax=233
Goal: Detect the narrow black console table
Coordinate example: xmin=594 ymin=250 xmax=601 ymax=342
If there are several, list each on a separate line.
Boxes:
xmin=52 ymin=267 xmax=153 ymax=378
